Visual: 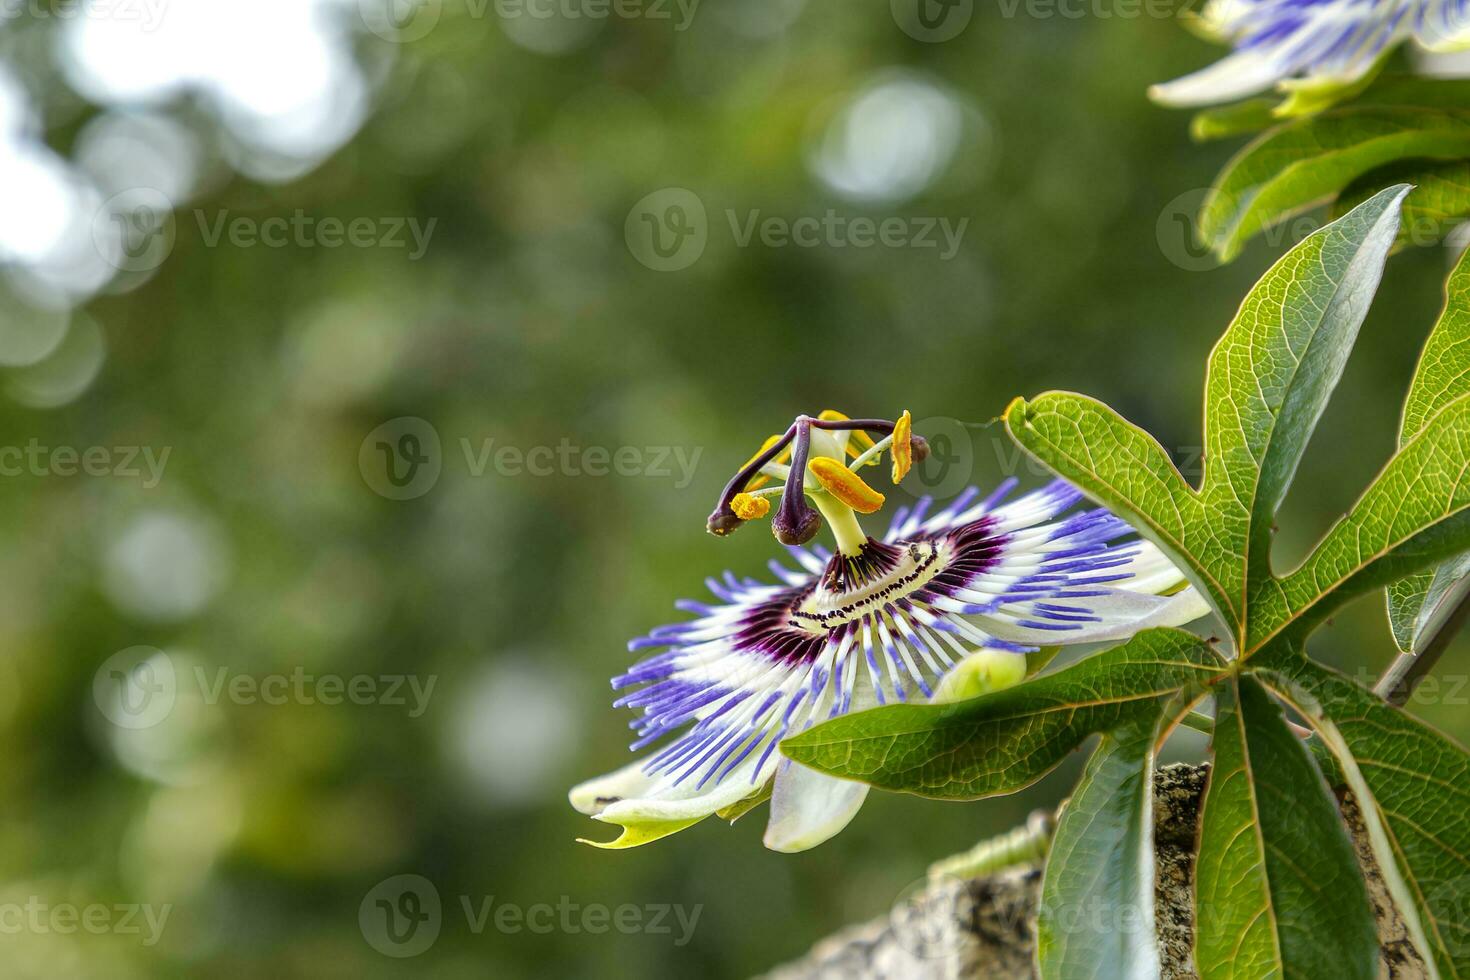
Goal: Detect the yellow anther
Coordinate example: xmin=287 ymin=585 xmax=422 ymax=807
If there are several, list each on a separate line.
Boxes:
xmin=743 ymin=434 xmax=790 ymax=492
xmin=891 ymin=410 xmax=913 ymax=484
xmin=808 ymin=457 xmax=886 ymax=514
xmin=731 ymin=493 xmax=771 ymax=520
xmin=820 ymin=409 xmax=878 ymax=465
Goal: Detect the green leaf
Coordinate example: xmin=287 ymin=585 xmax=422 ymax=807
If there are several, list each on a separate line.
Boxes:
xmin=1007 ymin=187 xmax=1408 ymax=647
xmin=1036 ymin=712 xmax=1162 ymax=980
xmin=1247 ymin=389 xmax=1470 ymax=648
xmin=779 ymin=629 xmax=1222 ymax=800
xmin=1386 ymin=248 xmax=1470 ymax=652
xmin=1192 ymin=99 xmax=1282 ymax=142
xmin=1202 ymin=108 xmax=1470 ymax=260
xmin=1195 ymin=673 xmax=1376 ymax=980
xmin=1256 ymin=649 xmax=1470 ymax=978
xmin=1333 ymin=159 xmax=1470 ymax=252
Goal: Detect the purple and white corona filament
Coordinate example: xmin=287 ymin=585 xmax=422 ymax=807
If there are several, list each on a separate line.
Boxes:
xmin=1151 ymin=0 xmax=1470 ymax=107
xmin=570 ymin=412 xmax=1207 ymax=852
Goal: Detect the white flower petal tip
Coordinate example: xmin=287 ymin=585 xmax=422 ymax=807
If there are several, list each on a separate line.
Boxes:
xmin=762 ymin=762 xmax=870 ymax=854
xmin=931 ymin=649 xmax=1029 ymax=704
xmin=1148 ymin=51 xmax=1288 ymax=107
xmin=568 ymin=758 xmax=660 ymax=816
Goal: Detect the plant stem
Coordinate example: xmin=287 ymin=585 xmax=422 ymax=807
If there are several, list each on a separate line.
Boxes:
xmin=1374 ymin=587 xmax=1470 ymax=707
xmin=928 ymin=809 xmax=1055 ymax=880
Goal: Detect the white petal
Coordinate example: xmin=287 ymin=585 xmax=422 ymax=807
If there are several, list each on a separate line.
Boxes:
xmin=1109 ymin=541 xmax=1193 ymax=595
xmin=1149 ymin=49 xmax=1287 ymax=107
xmin=762 ymin=760 xmax=870 ymax=853
xmin=973 ymin=586 xmax=1211 ymax=645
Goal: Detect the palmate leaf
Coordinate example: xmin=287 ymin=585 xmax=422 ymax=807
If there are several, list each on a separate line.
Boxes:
xmin=1036 ymin=711 xmax=1165 ymax=980
xmin=780 ymin=629 xmax=1222 ymax=800
xmin=1000 ymin=188 xmax=1470 ymax=976
xmin=1256 ymin=647 xmax=1470 ymax=978
xmin=1195 ymin=673 xmax=1376 ymax=980
xmin=1201 ymin=108 xmax=1470 ymax=260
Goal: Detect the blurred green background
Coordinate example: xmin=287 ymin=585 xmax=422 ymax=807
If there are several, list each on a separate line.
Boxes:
xmin=0 ymin=1 xmax=1464 ymax=977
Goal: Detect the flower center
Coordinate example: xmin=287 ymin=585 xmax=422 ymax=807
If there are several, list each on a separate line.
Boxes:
xmin=789 ymin=538 xmax=947 ymax=632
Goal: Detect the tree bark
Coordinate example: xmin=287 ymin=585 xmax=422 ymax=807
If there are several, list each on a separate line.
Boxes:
xmin=763 ymin=764 xmax=1428 ymax=980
